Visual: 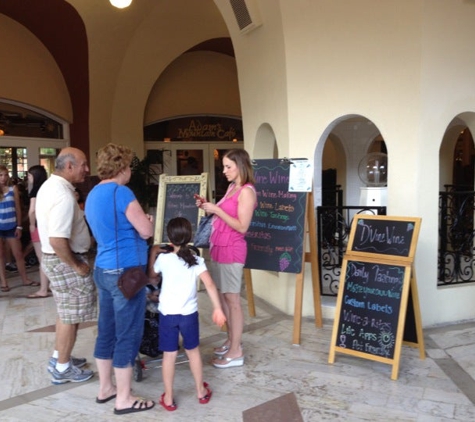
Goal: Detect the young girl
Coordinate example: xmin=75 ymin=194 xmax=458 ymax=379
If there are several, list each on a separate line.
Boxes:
xmin=150 ymin=217 xmax=226 ymax=412
xmin=0 ymin=166 xmax=39 ymax=292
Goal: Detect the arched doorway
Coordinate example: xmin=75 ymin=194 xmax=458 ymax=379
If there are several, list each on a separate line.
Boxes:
xmin=439 ymin=115 xmax=475 ymax=286
xmin=316 ymin=115 xmax=388 ymax=295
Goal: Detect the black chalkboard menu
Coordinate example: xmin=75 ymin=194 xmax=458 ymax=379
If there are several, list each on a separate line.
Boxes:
xmin=348 ymin=215 xmax=421 ymax=260
xmin=154 ymin=174 xmax=208 ymax=244
xmin=244 ymin=159 xmax=307 ymax=273
xmin=334 ymin=259 xmax=410 ymax=360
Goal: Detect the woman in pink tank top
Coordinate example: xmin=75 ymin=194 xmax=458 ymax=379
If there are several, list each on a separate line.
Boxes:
xmin=195 ymin=149 xmax=256 ymax=368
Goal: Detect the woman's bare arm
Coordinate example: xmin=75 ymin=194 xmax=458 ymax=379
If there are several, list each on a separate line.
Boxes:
xmin=201 ymin=186 xmax=256 ymax=233
xmin=125 ymin=199 xmax=154 ymax=239
xmin=28 ymin=197 xmax=36 ymax=232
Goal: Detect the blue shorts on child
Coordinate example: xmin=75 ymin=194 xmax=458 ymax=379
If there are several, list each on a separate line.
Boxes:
xmin=158 ymin=311 xmax=199 ymax=351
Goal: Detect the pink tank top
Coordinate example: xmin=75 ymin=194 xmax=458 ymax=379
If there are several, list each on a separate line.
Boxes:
xmin=210 ymin=183 xmax=256 ymax=264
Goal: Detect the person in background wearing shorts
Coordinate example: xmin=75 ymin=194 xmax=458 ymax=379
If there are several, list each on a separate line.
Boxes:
xmin=150 ymin=217 xmax=226 ymax=412
xmin=0 ymin=165 xmax=39 ymax=292
xmin=26 ymin=165 xmax=51 ymax=299
xmin=36 ymin=147 xmax=97 ymax=384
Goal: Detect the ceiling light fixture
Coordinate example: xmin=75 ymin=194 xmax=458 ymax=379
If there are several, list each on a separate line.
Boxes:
xmin=110 ymin=0 xmax=132 ymax=9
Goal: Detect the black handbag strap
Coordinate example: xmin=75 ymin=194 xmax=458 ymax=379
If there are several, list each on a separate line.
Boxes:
xmin=113 ymin=185 xmax=142 ymax=271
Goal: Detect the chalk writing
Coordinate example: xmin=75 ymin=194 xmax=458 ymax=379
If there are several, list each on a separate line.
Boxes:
xmin=335 ymin=260 xmax=405 ymax=359
xmin=245 ymin=159 xmax=306 ymax=273
xmin=162 ymin=183 xmax=201 ymax=243
xmin=351 ymin=218 xmax=417 ymax=257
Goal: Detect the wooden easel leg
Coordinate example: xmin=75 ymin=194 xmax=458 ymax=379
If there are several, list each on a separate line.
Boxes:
xmin=410 ymin=271 xmax=426 ymax=359
xmin=243 ymin=268 xmax=256 ymax=317
xmin=292 ymin=272 xmax=304 ymax=345
xmin=306 ymin=192 xmax=323 ymax=328
xmin=391 ymin=362 xmax=399 ymax=381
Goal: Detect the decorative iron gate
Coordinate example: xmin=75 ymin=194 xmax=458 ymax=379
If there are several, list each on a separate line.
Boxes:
xmin=439 ymin=187 xmax=475 ymax=286
xmin=316 ymin=188 xmax=475 ymax=293
xmin=316 ymin=205 xmax=386 ymax=296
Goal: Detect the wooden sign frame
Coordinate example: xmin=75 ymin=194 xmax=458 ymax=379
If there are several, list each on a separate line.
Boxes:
xmin=244 ymin=190 xmax=322 ymax=345
xmin=154 ymin=173 xmax=207 ymax=245
xmin=347 ymin=215 xmax=422 ymax=263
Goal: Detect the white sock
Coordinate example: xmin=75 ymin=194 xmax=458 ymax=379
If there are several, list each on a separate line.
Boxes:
xmin=52 ymin=350 xmax=59 ymax=359
xmin=55 ymin=361 xmax=70 ymax=373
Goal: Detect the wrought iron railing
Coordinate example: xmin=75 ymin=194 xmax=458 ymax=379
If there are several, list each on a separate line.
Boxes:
xmin=315 ymin=187 xmax=475 ymax=293
xmin=439 ymin=187 xmax=475 ymax=286
xmin=316 ymin=205 xmax=386 ymax=296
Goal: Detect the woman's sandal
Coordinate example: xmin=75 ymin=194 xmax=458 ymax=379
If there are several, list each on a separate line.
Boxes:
xmin=113 ymin=398 xmax=155 ymax=415
xmin=198 ymin=382 xmax=212 ymax=404
xmin=23 ymin=281 xmax=40 ymax=287
xmin=159 ymin=393 xmax=177 ymax=411
xmin=213 ymin=344 xmax=230 ymax=356
xmin=1 ymin=286 xmax=10 ymax=292
xmin=212 ymin=355 xmax=244 ymax=368
xmin=214 ymin=343 xmax=243 ymax=357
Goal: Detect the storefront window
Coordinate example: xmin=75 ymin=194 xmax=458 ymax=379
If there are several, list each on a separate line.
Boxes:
xmin=0 ymin=147 xmax=28 ymax=180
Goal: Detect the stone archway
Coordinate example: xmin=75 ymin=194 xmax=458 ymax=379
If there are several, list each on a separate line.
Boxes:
xmin=316 ymin=115 xmax=385 ymax=207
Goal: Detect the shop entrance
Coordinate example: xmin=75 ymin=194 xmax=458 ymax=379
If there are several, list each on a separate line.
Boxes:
xmin=145 ymin=141 xmax=243 ymax=203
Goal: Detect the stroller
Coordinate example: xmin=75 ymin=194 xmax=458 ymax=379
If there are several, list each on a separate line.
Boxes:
xmin=139 ymin=284 xmax=161 ymax=359
xmin=133 ymin=245 xmax=200 ymax=382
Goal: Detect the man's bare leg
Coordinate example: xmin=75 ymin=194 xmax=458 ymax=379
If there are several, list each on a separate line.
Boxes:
xmin=55 ymin=318 xmax=78 ymax=364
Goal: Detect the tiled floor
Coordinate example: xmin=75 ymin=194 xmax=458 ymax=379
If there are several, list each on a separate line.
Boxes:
xmin=1 ymin=265 xmax=475 ymax=421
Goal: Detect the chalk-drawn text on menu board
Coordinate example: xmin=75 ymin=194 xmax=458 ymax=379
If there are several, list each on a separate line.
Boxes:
xmin=351 ymin=217 xmax=417 ymax=258
xmin=245 ymin=159 xmax=307 ymax=273
xmin=162 ymin=183 xmax=201 ymax=242
xmin=336 ymin=260 xmax=406 ymax=359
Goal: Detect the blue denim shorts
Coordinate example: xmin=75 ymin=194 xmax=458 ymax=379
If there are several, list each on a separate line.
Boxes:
xmin=159 ymin=311 xmax=199 ymax=352
xmin=93 ymin=266 xmax=146 ymax=368
xmin=0 ymin=227 xmax=17 ymax=239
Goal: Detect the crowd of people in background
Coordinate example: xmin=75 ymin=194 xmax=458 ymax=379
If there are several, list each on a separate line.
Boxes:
xmin=0 ymin=167 xmax=85 ymax=297
xmin=0 ymin=165 xmax=39 ymax=292
xmin=0 ymin=146 xmax=256 ymax=416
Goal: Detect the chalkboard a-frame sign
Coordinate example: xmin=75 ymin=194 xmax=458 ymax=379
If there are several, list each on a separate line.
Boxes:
xmin=241 ymin=158 xmax=323 ymax=345
xmin=154 ymin=173 xmax=208 ymax=244
xmin=347 ymin=215 xmax=421 ymax=262
xmin=330 ymin=214 xmax=424 ymax=380
xmin=328 ymin=256 xmax=412 ymax=380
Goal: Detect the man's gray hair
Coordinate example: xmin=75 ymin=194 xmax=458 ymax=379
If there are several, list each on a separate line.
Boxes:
xmin=55 ymin=152 xmax=76 ymax=170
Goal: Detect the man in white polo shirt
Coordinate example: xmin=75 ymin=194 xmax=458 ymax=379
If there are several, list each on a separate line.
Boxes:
xmin=36 ymin=147 xmax=97 ymax=384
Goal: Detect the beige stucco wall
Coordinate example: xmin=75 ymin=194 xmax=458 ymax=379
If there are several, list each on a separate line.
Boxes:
xmin=415 ymin=1 xmax=475 ymax=324
xmin=145 ymin=51 xmax=241 ymax=123
xmin=0 ymin=15 xmax=71 ymax=121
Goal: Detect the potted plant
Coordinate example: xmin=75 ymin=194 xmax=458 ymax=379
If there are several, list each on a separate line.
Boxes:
xmin=127 ymin=153 xmax=162 ymax=212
